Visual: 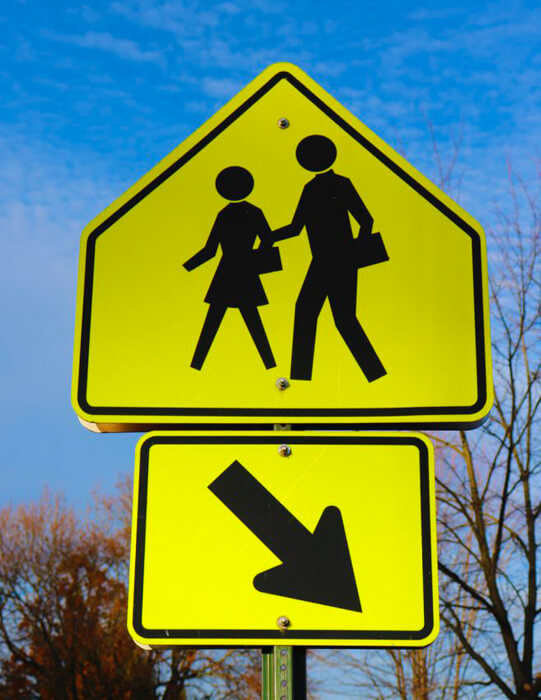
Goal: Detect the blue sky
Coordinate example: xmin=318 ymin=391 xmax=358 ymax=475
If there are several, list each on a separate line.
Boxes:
xmin=1 ymin=0 xmax=540 ymax=506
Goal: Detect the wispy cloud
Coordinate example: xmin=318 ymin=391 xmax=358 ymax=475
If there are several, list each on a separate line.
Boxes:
xmin=42 ymin=30 xmax=166 ymax=68
xmin=201 ymin=76 xmax=242 ymax=98
xmin=110 ymin=0 xmax=223 ymax=37
xmin=365 ymin=6 xmax=541 ymax=65
xmin=108 ymin=0 xmax=314 ymax=71
xmin=335 ymin=3 xmax=541 ymax=212
xmin=0 ymin=135 xmax=127 ymax=411
xmin=407 ymin=8 xmax=464 ymax=21
xmin=312 ymin=61 xmax=347 ymax=78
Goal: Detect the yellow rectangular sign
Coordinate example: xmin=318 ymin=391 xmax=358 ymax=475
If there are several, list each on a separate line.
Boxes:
xmin=128 ymin=432 xmax=438 ymax=648
xmin=72 ymin=62 xmax=492 ymax=431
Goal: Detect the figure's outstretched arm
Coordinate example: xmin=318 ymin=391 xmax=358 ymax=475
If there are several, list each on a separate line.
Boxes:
xmin=183 ymin=215 xmax=221 ymax=271
xmin=272 ymin=193 xmax=306 ymax=242
xmin=344 ymin=179 xmax=374 ymax=239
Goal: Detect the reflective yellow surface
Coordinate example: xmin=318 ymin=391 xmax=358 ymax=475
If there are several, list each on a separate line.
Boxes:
xmin=72 ymin=62 xmax=492 ymax=428
xmin=127 ymin=432 xmax=439 ymax=647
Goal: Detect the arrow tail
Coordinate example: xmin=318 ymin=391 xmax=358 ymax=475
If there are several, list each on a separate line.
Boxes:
xmin=208 ymin=460 xmax=310 ymax=562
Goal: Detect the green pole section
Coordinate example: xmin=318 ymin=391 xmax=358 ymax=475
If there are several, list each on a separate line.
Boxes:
xmin=261 ymin=646 xmax=307 ymax=699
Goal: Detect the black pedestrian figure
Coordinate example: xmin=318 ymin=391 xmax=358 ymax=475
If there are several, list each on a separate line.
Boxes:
xmin=184 ymin=166 xmax=276 ymax=370
xmin=274 ymin=135 xmax=387 ymax=382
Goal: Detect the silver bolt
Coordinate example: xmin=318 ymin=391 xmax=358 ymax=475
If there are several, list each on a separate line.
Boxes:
xmin=278 ymin=444 xmax=291 ymax=457
xmin=277 ymin=117 xmax=290 ymax=129
xmin=276 ymin=377 xmax=289 ymax=391
xmin=277 ymin=615 xmax=291 ymax=629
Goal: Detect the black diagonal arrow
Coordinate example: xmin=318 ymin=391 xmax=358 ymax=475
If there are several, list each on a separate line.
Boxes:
xmin=208 ymin=460 xmax=362 ymax=612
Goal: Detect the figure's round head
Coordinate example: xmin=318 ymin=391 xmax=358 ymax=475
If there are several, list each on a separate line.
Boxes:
xmin=296 ymin=135 xmax=337 ymax=172
xmin=215 ymin=166 xmax=254 ymax=200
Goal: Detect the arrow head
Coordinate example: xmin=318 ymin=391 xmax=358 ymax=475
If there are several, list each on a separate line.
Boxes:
xmin=253 ymin=505 xmax=362 ymax=612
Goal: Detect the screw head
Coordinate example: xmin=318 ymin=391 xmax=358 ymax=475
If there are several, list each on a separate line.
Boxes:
xmin=275 ymin=377 xmax=289 ymax=390
xmin=278 ymin=444 xmax=291 ymax=457
xmin=277 ymin=615 xmax=291 ymax=629
xmin=277 ymin=117 xmax=290 ymax=129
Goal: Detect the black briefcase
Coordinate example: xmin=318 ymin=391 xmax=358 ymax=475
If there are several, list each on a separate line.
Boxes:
xmin=253 ymin=246 xmax=283 ymax=274
xmin=355 ymin=232 xmax=389 ymax=268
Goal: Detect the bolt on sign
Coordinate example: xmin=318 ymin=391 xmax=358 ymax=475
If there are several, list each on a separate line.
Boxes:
xmin=127 ymin=432 xmax=438 ymax=648
xmin=72 ymin=62 xmax=492 ymax=430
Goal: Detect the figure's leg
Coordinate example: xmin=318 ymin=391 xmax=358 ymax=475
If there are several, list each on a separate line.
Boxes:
xmin=291 ymin=266 xmax=327 ymax=380
xmin=239 ymin=306 xmax=276 ymax=369
xmin=191 ymin=304 xmax=227 ymax=370
xmin=329 ymin=272 xmax=387 ymax=382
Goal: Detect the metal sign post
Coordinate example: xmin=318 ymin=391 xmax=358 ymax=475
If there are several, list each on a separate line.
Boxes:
xmin=262 ymin=646 xmax=306 ymax=700
xmin=262 ymin=425 xmax=307 ymax=700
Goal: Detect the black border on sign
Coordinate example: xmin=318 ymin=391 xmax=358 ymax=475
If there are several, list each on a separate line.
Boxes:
xmin=77 ymin=69 xmax=488 ymax=425
xmin=131 ymin=435 xmax=436 ymax=645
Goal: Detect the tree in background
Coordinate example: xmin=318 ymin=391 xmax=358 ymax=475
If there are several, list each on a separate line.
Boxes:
xmin=0 ymin=488 xmax=260 ymax=700
xmin=435 ymin=170 xmax=541 ymax=699
xmin=310 ymin=640 xmax=478 ymax=699
xmin=99 ymin=476 xmax=261 ymax=700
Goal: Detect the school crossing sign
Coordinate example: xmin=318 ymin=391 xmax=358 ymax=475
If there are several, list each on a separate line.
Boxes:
xmin=72 ymin=62 xmax=492 ymax=431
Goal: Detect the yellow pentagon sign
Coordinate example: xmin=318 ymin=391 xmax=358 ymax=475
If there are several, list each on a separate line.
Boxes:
xmin=127 ymin=432 xmax=438 ymax=648
xmin=72 ymin=62 xmax=492 ymax=430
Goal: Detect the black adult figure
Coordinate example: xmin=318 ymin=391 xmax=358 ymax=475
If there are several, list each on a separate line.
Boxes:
xmin=184 ymin=166 xmax=276 ymax=370
xmin=274 ymin=135 xmax=387 ymax=382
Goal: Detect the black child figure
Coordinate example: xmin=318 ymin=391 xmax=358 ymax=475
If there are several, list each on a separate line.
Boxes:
xmin=274 ymin=135 xmax=387 ymax=382
xmin=184 ymin=166 xmax=276 ymax=370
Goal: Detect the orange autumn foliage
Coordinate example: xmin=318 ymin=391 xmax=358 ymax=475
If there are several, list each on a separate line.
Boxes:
xmin=0 ymin=487 xmax=260 ymax=700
